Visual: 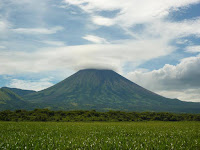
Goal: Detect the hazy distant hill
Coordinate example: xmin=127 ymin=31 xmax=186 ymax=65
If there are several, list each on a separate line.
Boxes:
xmin=2 ymin=87 xmax=36 ymax=97
xmin=0 ymin=88 xmax=33 ymax=110
xmin=22 ymin=69 xmax=200 ymax=113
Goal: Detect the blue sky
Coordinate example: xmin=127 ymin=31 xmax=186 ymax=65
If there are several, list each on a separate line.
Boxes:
xmin=0 ymin=0 xmax=200 ymax=102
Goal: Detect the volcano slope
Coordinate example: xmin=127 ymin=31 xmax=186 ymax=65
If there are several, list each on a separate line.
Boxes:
xmin=23 ymin=69 xmax=200 ymax=113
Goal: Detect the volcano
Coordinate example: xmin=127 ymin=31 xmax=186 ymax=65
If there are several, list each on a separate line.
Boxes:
xmin=22 ymin=69 xmax=200 ymax=113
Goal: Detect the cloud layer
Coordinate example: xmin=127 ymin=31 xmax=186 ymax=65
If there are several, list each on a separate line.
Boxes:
xmin=12 ymin=26 xmax=64 ymax=34
xmin=65 ymin=0 xmax=200 ymax=27
xmin=0 ymin=38 xmax=174 ymax=74
xmin=82 ymin=35 xmax=108 ymax=44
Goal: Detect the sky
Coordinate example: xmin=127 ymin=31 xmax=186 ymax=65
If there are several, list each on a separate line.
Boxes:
xmin=0 ymin=0 xmax=200 ymax=102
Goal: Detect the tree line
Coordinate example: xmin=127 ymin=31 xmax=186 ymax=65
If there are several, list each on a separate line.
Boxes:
xmin=0 ymin=109 xmax=200 ymax=122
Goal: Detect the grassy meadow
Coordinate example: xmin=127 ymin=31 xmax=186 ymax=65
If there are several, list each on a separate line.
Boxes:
xmin=0 ymin=121 xmax=200 ymax=149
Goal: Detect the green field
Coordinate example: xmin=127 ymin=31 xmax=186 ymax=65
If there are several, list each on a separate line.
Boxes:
xmin=0 ymin=122 xmax=200 ymax=149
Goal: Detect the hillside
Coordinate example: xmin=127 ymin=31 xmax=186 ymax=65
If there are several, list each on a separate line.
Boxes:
xmin=2 ymin=87 xmax=36 ymax=97
xmin=0 ymin=88 xmax=33 ymax=110
xmin=23 ymin=69 xmax=200 ymax=113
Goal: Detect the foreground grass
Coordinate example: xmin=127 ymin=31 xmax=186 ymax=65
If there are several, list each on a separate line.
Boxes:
xmin=0 ymin=122 xmax=200 ymax=149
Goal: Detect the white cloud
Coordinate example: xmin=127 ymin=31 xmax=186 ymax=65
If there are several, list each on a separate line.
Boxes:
xmin=41 ymin=40 xmax=65 ymax=46
xmin=0 ymin=38 xmax=174 ymax=74
xmin=185 ymin=45 xmax=200 ymax=53
xmin=0 ymin=18 xmax=11 ymax=35
xmin=92 ymin=16 xmax=114 ymax=26
xmin=146 ymin=18 xmax=200 ymax=39
xmin=63 ymin=0 xmax=200 ymax=65
xmin=176 ymin=39 xmax=190 ymax=44
xmin=1 ymin=0 xmax=50 ymax=31
xmin=0 ymin=20 xmax=7 ymax=31
xmin=127 ymin=56 xmax=200 ymax=102
xmin=83 ymin=35 xmax=108 ymax=44
xmin=157 ymin=89 xmax=200 ymax=102
xmin=65 ymin=0 xmax=200 ymax=27
xmin=8 ymin=78 xmax=53 ymax=91
xmin=64 ymin=0 xmax=200 ymax=46
xmin=12 ymin=26 xmax=64 ymax=34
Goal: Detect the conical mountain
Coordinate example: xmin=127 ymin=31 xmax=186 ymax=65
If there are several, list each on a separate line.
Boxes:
xmin=24 ymin=69 xmax=200 ymax=113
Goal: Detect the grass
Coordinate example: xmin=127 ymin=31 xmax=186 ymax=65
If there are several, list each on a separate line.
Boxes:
xmin=0 ymin=121 xmax=200 ymax=149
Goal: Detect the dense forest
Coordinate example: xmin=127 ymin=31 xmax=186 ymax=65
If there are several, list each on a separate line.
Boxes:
xmin=1 ymin=109 xmax=200 ymax=122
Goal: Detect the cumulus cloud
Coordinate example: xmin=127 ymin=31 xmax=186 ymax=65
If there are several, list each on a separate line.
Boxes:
xmin=12 ymin=26 xmax=64 ymax=34
xmin=157 ymin=89 xmax=200 ymax=102
xmin=127 ymin=56 xmax=200 ymax=102
xmin=82 ymin=35 xmax=108 ymax=44
xmin=8 ymin=78 xmax=53 ymax=91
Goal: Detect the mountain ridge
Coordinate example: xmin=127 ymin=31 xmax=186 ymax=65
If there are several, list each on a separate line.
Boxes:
xmin=2 ymin=87 xmax=36 ymax=97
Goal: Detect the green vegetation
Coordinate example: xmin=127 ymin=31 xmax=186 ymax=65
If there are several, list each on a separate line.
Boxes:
xmin=0 ymin=121 xmax=200 ymax=149
xmin=2 ymin=87 xmax=36 ymax=97
xmin=0 ymin=88 xmax=31 ymax=110
xmin=0 ymin=88 xmax=22 ymax=101
xmin=1 ymin=109 xmax=200 ymax=121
